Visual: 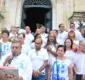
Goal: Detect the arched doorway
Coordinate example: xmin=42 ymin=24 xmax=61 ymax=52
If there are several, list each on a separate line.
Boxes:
xmin=21 ymin=0 xmax=52 ymax=32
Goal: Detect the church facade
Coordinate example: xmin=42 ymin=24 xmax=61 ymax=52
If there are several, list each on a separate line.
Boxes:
xmin=0 ymin=0 xmax=85 ymax=31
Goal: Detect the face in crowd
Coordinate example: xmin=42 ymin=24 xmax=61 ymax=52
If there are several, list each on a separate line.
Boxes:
xmin=40 ymin=26 xmax=46 ymax=33
xmin=25 ymin=26 xmax=31 ymax=34
xmin=18 ymin=33 xmax=25 ymax=44
xmin=35 ymin=38 xmax=42 ymax=50
xmin=59 ymin=24 xmax=65 ymax=32
xmin=68 ymin=30 xmax=75 ymax=38
xmin=79 ymin=40 xmax=85 ymax=53
xmin=49 ymin=32 xmax=55 ymax=42
xmin=11 ymin=41 xmax=22 ymax=56
xmin=56 ymin=45 xmax=65 ymax=57
xmin=70 ymin=23 xmax=75 ymax=30
xmin=64 ymin=38 xmax=73 ymax=49
xmin=2 ymin=30 xmax=9 ymax=42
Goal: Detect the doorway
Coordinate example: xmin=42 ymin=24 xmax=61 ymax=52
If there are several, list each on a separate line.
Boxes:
xmin=22 ymin=8 xmax=52 ymax=32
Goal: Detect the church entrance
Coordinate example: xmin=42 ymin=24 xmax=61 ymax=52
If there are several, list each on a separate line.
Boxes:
xmin=21 ymin=0 xmax=52 ymax=32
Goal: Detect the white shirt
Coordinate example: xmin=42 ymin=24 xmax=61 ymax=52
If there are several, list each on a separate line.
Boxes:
xmin=0 ymin=39 xmax=2 ymax=43
xmin=25 ymin=33 xmax=34 ymax=45
xmin=1 ymin=41 xmax=11 ymax=56
xmin=73 ymin=52 xmax=85 ymax=74
xmin=57 ymin=31 xmax=68 ymax=45
xmin=41 ymin=33 xmax=48 ymax=45
xmin=10 ymin=53 xmax=32 ymax=80
xmin=64 ymin=50 xmax=76 ymax=62
xmin=48 ymin=44 xmax=56 ymax=64
xmin=28 ymin=48 xmax=48 ymax=74
xmin=51 ymin=58 xmax=73 ymax=80
xmin=75 ymin=30 xmax=84 ymax=41
xmin=21 ymin=43 xmax=31 ymax=55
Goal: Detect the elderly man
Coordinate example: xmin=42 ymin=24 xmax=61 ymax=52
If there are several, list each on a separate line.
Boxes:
xmin=73 ymin=39 xmax=85 ymax=80
xmin=3 ymin=41 xmax=32 ymax=80
xmin=28 ymin=37 xmax=48 ymax=80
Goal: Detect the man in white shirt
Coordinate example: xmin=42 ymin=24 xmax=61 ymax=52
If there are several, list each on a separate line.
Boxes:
xmin=3 ymin=41 xmax=32 ymax=80
xmin=57 ymin=23 xmax=68 ymax=45
xmin=18 ymin=33 xmax=31 ymax=55
xmin=73 ymin=39 xmax=85 ymax=80
xmin=70 ymin=23 xmax=83 ymax=40
xmin=25 ymin=26 xmax=34 ymax=45
xmin=28 ymin=37 xmax=48 ymax=80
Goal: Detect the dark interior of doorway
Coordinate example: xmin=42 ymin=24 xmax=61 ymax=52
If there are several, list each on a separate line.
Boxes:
xmin=24 ymin=8 xmax=49 ymax=32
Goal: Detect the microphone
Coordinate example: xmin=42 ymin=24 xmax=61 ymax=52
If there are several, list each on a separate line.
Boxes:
xmin=8 ymin=53 xmax=16 ymax=64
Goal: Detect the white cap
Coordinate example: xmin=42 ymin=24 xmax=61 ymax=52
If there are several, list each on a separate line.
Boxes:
xmin=18 ymin=29 xmax=25 ymax=34
xmin=68 ymin=29 xmax=75 ymax=33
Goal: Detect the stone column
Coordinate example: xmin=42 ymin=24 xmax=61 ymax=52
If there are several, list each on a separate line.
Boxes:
xmin=3 ymin=0 xmax=24 ymax=30
xmin=15 ymin=0 xmax=24 ymax=27
xmin=52 ymin=0 xmax=66 ymax=30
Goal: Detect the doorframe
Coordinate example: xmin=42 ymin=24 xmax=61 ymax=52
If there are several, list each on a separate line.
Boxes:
xmin=21 ymin=0 xmax=52 ymax=30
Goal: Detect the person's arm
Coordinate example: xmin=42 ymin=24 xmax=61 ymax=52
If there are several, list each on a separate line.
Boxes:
xmin=38 ymin=60 xmax=48 ymax=72
xmin=18 ymin=76 xmax=23 ymax=80
xmin=49 ymin=49 xmax=57 ymax=57
xmin=38 ymin=49 xmax=48 ymax=73
xmin=47 ymin=64 xmax=51 ymax=80
xmin=82 ymin=74 xmax=85 ymax=80
xmin=3 ymin=55 xmax=13 ymax=66
xmin=47 ymin=45 xmax=57 ymax=57
xmin=73 ymin=64 xmax=78 ymax=74
xmin=68 ymin=67 xmax=73 ymax=80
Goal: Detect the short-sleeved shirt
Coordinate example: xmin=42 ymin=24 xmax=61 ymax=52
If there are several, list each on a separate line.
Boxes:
xmin=64 ymin=50 xmax=76 ymax=62
xmin=73 ymin=52 xmax=85 ymax=74
xmin=51 ymin=58 xmax=73 ymax=80
xmin=28 ymin=48 xmax=48 ymax=74
xmin=1 ymin=41 xmax=11 ymax=56
xmin=57 ymin=31 xmax=68 ymax=45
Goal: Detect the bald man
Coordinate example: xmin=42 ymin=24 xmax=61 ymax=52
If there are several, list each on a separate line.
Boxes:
xmin=28 ymin=38 xmax=48 ymax=80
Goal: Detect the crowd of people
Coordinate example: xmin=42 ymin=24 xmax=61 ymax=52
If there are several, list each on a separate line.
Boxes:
xmin=0 ymin=23 xmax=85 ymax=80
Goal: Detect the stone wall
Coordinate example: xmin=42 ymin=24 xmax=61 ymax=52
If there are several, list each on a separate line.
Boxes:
xmin=0 ymin=0 xmax=85 ymax=30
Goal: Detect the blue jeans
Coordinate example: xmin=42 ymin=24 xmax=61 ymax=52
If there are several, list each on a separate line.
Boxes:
xmin=32 ymin=75 xmax=45 ymax=80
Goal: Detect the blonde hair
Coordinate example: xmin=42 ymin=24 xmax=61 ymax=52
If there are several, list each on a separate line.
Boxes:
xmin=68 ymin=32 xmax=77 ymax=40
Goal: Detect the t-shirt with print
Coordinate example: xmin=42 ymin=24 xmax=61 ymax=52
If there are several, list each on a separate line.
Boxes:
xmin=1 ymin=42 xmax=11 ymax=56
xmin=51 ymin=58 xmax=73 ymax=80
